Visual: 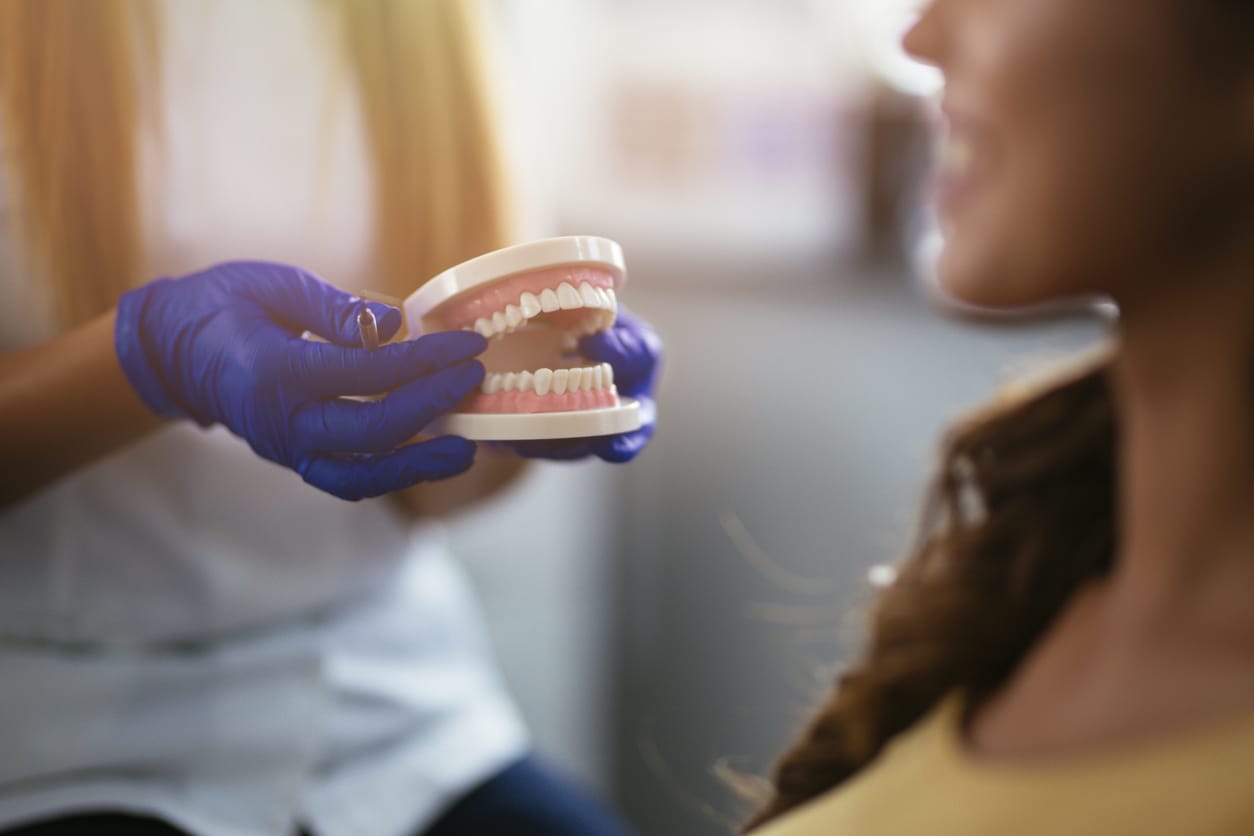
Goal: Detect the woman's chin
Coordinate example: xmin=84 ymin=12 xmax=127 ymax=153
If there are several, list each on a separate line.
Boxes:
xmin=916 ymin=230 xmax=1084 ymax=315
xmin=933 ymin=249 xmax=1022 ymax=309
xmin=930 ymin=262 xmax=1103 ymax=320
xmin=927 ymin=249 xmax=1057 ymax=314
xmin=940 ymin=276 xmax=1028 ymax=310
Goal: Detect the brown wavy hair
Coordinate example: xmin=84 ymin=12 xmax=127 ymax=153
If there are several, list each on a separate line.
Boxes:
xmin=744 ymin=352 xmax=1118 ymax=830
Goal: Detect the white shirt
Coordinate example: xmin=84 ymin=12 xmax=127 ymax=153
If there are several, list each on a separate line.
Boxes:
xmin=0 ymin=2 xmax=527 ymax=834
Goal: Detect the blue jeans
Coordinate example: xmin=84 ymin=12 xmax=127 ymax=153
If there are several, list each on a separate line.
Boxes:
xmin=423 ymin=756 xmax=634 ymax=836
xmin=1 ymin=755 xmax=635 ymax=836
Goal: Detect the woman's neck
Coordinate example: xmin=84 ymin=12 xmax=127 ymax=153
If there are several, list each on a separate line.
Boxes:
xmin=968 ymin=251 xmax=1254 ymax=759
xmin=1109 ymin=252 xmax=1254 ymax=646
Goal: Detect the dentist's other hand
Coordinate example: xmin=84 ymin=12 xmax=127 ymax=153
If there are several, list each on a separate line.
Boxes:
xmin=509 ymin=307 xmax=661 ymax=463
xmin=115 ymin=261 xmax=487 ymax=500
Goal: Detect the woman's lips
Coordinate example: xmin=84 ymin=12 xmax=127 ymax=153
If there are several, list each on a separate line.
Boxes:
xmin=935 ymin=132 xmax=977 ymax=220
xmin=934 ymin=105 xmax=988 ymax=223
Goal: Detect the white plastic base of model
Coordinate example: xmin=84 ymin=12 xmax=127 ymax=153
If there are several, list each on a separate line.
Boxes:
xmin=404 ymin=235 xmax=627 ymax=329
xmin=440 ymin=399 xmax=641 ymax=441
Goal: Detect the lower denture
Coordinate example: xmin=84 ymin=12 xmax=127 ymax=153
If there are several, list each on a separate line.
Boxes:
xmin=462 ymin=363 xmax=621 ymax=415
xmin=461 ymin=387 xmax=619 ymax=415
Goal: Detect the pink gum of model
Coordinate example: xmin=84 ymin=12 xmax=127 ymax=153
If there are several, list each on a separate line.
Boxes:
xmin=462 ymin=388 xmax=619 ymax=415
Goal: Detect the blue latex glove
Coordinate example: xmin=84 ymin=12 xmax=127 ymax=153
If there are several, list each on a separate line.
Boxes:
xmin=115 ymin=261 xmax=488 ymax=501
xmin=508 ymin=307 xmax=661 ymax=463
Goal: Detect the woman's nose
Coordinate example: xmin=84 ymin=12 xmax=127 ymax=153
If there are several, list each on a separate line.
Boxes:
xmin=901 ymin=1 xmax=945 ymax=69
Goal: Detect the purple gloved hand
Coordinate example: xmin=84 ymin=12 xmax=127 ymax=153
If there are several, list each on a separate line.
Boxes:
xmin=508 ymin=307 xmax=661 ymax=463
xmin=115 ymin=261 xmax=487 ymax=501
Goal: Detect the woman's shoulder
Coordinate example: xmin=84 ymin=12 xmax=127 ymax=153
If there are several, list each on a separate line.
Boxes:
xmin=753 ymin=691 xmax=1254 ymax=836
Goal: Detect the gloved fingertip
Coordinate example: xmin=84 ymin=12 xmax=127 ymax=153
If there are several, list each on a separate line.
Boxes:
xmin=408 ymin=435 xmax=478 ymax=481
xmin=418 ymin=359 xmax=485 ymax=409
xmin=419 ymin=330 xmax=489 ymax=361
xmin=422 ymin=434 xmax=478 ymax=459
xmin=594 ymin=429 xmax=651 ymax=464
xmin=459 ymin=358 xmax=487 ymax=389
xmin=576 ymin=330 xmax=608 ymax=357
xmin=579 ymin=328 xmax=628 ymax=365
xmin=596 ymin=443 xmax=636 ymax=464
xmin=433 ymin=455 xmax=477 ymax=481
xmin=299 ymin=458 xmax=366 ymax=503
xmin=368 ymin=303 xmax=404 ymax=342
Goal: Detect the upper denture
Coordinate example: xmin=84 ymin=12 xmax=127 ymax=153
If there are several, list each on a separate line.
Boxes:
xmin=434 ymin=265 xmax=618 ymax=335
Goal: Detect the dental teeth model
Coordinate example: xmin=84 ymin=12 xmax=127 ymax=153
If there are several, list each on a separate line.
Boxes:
xmin=402 ymin=236 xmax=642 ymax=441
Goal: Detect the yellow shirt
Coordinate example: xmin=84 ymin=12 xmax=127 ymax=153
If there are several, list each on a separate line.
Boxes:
xmin=757 ymin=696 xmax=1254 ymax=836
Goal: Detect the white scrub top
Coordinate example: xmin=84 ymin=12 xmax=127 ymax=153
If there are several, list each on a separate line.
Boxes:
xmin=0 ymin=2 xmax=528 ymax=835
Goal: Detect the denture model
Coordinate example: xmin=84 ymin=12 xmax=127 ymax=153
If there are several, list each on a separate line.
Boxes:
xmin=402 ymin=237 xmax=643 ymax=441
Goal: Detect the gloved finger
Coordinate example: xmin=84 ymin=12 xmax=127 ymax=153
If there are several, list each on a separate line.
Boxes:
xmin=288 ymin=331 xmax=488 ymax=397
xmin=589 ymin=396 xmax=656 ymax=463
xmin=589 ymin=425 xmax=654 ymax=463
xmin=578 ymin=323 xmax=663 ymax=399
xmin=509 ymin=424 xmax=652 ymax=464
xmin=300 ymin=435 xmax=478 ymax=501
xmin=231 ymin=260 xmax=405 ymax=345
xmin=292 ymin=361 xmax=485 ymax=453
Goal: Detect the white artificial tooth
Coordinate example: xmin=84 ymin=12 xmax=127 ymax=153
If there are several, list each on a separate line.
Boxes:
xmin=520 ymin=292 xmax=542 ymax=319
xmin=557 ymin=282 xmax=582 ymax=310
xmin=581 ymin=366 xmax=595 ymax=391
xmin=474 ymin=318 xmax=494 ymax=338
xmin=568 ymin=368 xmax=583 ymax=392
xmin=601 ymin=309 xmax=615 ymax=331
xmin=483 ymin=374 xmax=501 ymax=395
xmin=517 ymin=371 xmax=534 ymax=392
xmin=591 ymin=365 xmax=603 ymax=389
xmin=595 ymin=288 xmax=612 ymax=308
xmin=602 ymin=363 xmax=614 ymax=388
xmin=492 ymin=311 xmax=508 ymax=333
xmin=506 ymin=305 xmax=524 ymax=328
xmin=605 ymin=289 xmax=618 ymax=311
xmin=503 ymin=372 xmax=519 ymax=393
xmin=534 ymin=368 xmax=554 ymax=396
xmin=539 ymin=288 xmax=560 ymax=312
xmin=579 ymin=283 xmax=600 ymax=308
xmin=553 ymin=369 xmax=570 ymax=395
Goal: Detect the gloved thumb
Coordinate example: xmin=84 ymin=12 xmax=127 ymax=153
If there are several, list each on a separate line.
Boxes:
xmin=237 ymin=260 xmax=403 ymax=345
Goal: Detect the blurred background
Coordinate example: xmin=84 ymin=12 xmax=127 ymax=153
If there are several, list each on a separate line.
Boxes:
xmin=448 ymin=1 xmax=1110 ymax=834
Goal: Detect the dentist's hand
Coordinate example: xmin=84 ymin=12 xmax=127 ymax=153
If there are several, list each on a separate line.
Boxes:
xmin=509 ymin=307 xmax=661 ymax=463
xmin=114 ymin=261 xmax=487 ymax=500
